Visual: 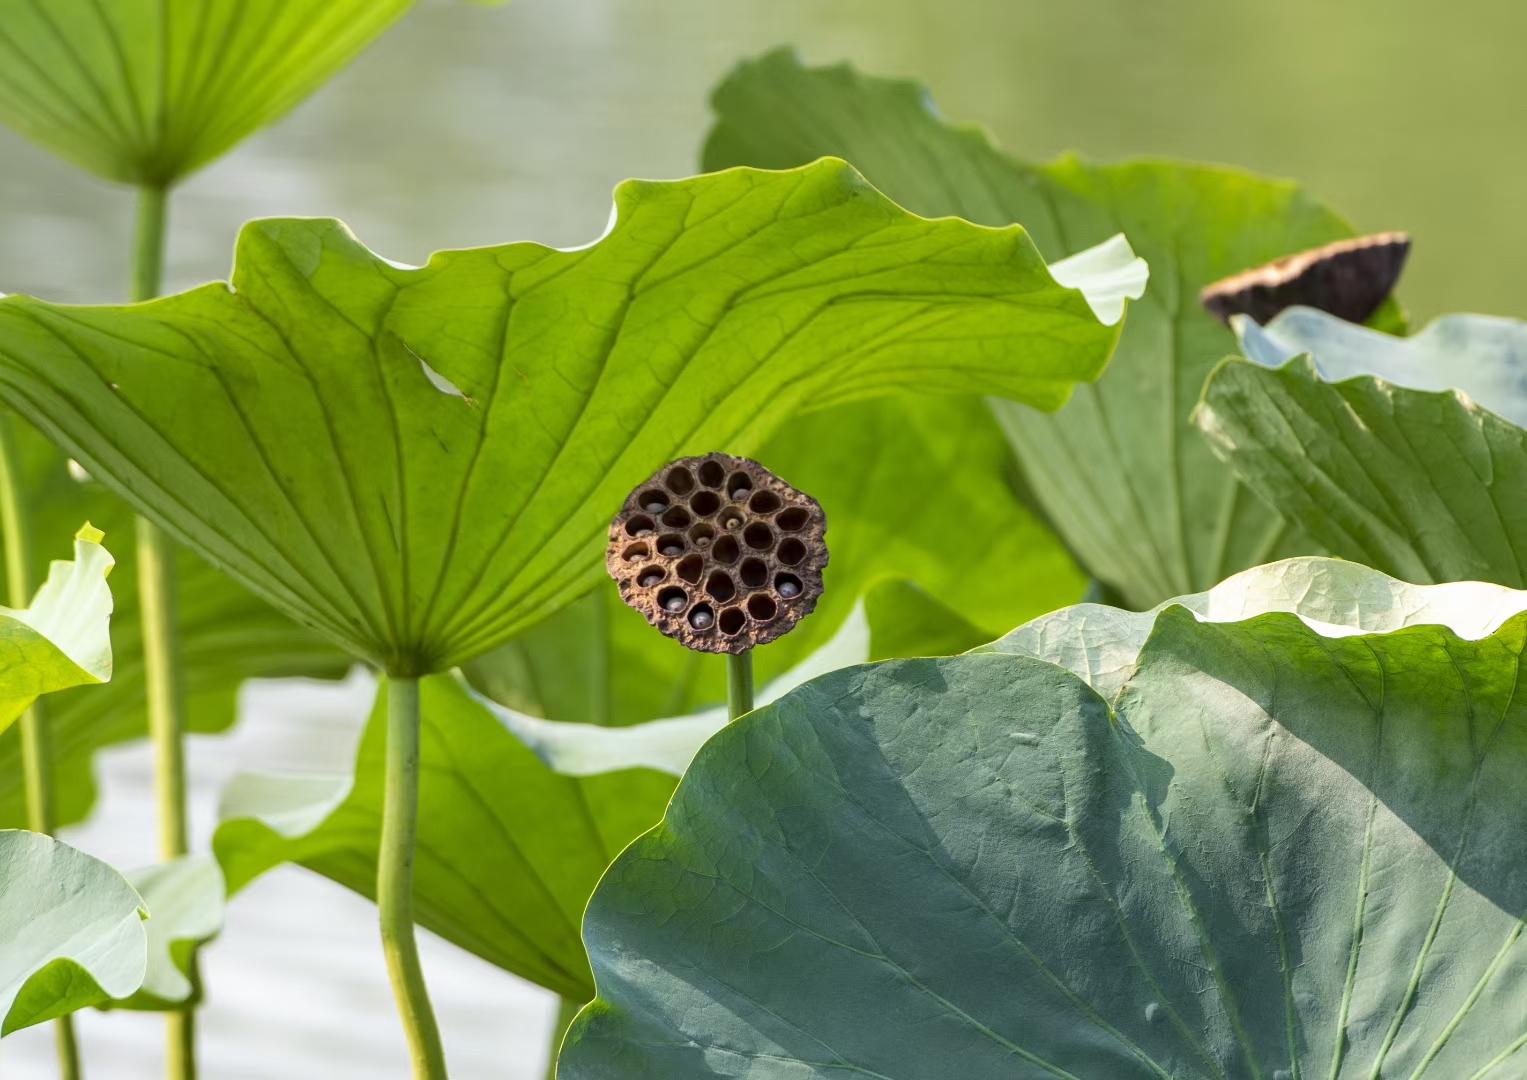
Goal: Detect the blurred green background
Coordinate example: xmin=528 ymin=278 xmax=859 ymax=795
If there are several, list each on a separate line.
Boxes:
xmin=2 ymin=0 xmax=1523 ymax=322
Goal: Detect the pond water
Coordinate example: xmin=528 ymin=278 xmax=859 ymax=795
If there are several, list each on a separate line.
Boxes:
xmin=1 ymin=0 xmax=1525 ymax=1075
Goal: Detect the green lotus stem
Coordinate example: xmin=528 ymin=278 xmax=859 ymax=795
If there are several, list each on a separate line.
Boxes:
xmin=543 ymin=997 xmax=582 ymax=1080
xmin=132 ymin=181 xmax=199 ymax=1080
xmin=0 ymin=412 xmax=82 ymax=1078
xmin=727 ymin=650 xmax=754 ymax=722
xmin=378 ymin=676 xmax=448 ymax=1079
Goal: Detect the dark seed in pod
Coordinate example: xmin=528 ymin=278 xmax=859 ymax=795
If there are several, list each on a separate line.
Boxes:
xmin=638 ymin=571 xmax=663 ymax=587
xmin=778 ymin=579 xmax=800 ymax=598
xmin=645 ymin=501 xmax=667 ymax=513
xmin=663 ymin=594 xmax=685 ymax=612
xmin=661 ymin=544 xmax=682 ymax=556
xmin=689 ymin=608 xmax=714 ymax=629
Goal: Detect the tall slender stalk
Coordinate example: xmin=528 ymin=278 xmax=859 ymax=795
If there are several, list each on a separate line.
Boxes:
xmin=131 ymin=181 xmax=199 ymax=1080
xmin=378 ymin=677 xmax=448 ymax=1079
xmin=0 ymin=413 xmax=82 ymax=1077
xmin=726 ymin=650 xmax=754 ymax=722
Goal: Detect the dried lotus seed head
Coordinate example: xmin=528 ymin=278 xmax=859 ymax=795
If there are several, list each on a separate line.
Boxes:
xmin=605 ymin=453 xmax=827 ymax=653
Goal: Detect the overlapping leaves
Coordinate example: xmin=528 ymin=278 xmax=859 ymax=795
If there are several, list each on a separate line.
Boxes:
xmin=702 ymin=49 xmax=1372 ymax=607
xmin=0 ymin=159 xmax=1132 ymax=674
xmin=562 ymin=558 xmax=1527 ymax=1077
xmin=1197 ymin=307 xmax=1527 ymax=588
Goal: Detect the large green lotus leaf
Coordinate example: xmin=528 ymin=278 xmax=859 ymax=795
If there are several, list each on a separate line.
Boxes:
xmin=702 ymin=49 xmax=1371 ymax=608
xmin=0 ymin=830 xmax=146 ymax=1035
xmin=0 ymin=0 xmax=424 ymax=185
xmin=0 ymin=160 xmax=1132 ymax=675
xmin=0 ymin=529 xmax=114 ymax=731
xmin=1195 ymin=307 xmax=1527 ymax=587
xmin=462 ymin=392 xmax=1086 ymax=727
xmin=0 ymin=421 xmax=350 ymax=829
xmin=560 ymin=559 xmax=1527 ymax=1079
xmin=213 ymin=580 xmax=985 ymax=1000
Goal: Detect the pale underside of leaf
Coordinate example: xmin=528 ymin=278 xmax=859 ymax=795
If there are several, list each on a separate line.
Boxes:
xmin=0 ymin=830 xmax=147 ymax=1034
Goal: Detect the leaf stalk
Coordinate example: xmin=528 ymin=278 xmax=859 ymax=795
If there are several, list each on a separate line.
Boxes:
xmin=379 ymin=676 xmax=449 ymax=1079
xmin=132 ymin=181 xmax=200 ymax=1080
xmin=727 ymin=650 xmax=754 ymax=722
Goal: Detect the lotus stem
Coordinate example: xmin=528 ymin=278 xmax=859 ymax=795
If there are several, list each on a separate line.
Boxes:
xmin=727 ymin=650 xmax=754 ymax=722
xmin=132 ymin=181 xmax=199 ymax=1080
xmin=0 ymin=411 xmax=82 ymax=1077
xmin=378 ymin=677 xmax=449 ymax=1079
xmin=542 ymin=997 xmax=581 ymax=1080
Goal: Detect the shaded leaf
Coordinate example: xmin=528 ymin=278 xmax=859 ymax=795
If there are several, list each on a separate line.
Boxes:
xmin=1196 ymin=307 xmax=1527 ymax=587
xmin=0 ymin=0 xmax=419 ymax=185
xmin=0 ymin=830 xmax=146 ymax=1035
xmin=702 ymin=49 xmax=1366 ymax=607
xmin=0 ymin=422 xmax=350 ymax=830
xmin=214 ymin=674 xmax=674 ymax=1002
xmin=0 ymin=160 xmax=1129 ymax=673
xmin=561 ymin=560 xmax=1527 ymax=1078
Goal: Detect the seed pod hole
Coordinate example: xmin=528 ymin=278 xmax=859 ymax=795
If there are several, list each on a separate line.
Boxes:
xmin=689 ymin=522 xmax=715 ymax=547
xmin=720 ymin=509 xmax=745 ymax=530
xmin=706 ymin=571 xmax=736 ymax=602
xmin=666 ymin=467 xmax=695 ymax=495
xmin=621 ymin=543 xmax=650 ymax=562
xmin=739 ymin=558 xmax=768 ymax=589
xmin=689 ymin=604 xmax=714 ymax=630
xmin=777 ymin=538 xmax=806 ymax=566
xmin=727 ymin=472 xmax=752 ymax=498
xmin=712 ymin=535 xmax=740 ymax=564
xmin=698 ymin=461 xmax=725 ymax=488
xmin=718 ymin=607 xmax=746 ymax=635
xmin=639 ymin=489 xmax=669 ymax=513
xmin=676 ymin=555 xmax=704 ymax=584
xmin=743 ymin=522 xmax=773 ymax=551
xmin=625 ymin=515 xmax=655 ymax=538
xmin=689 ymin=490 xmax=720 ymax=517
xmin=661 ymin=506 xmax=692 ymax=529
xmin=775 ymin=573 xmax=802 ymax=599
xmin=748 ymin=490 xmax=781 ymax=515
xmin=657 ymin=586 xmax=688 ymax=613
xmin=747 ymin=594 xmax=778 ymax=621
xmin=776 ymin=507 xmax=809 ymax=532
xmin=637 ymin=566 xmax=666 ymax=588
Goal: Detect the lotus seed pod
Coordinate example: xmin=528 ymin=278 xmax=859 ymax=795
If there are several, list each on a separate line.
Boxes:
xmin=1199 ymin=231 xmax=1410 ymax=326
xmin=606 ymin=453 xmax=828 ymax=653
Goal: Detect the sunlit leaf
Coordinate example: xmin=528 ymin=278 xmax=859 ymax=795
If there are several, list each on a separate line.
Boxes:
xmin=702 ymin=49 xmax=1376 ymax=607
xmin=0 ymin=0 xmax=421 ymax=185
xmin=463 ymin=393 xmax=1086 ymax=725
xmin=1196 ymin=307 xmax=1527 ymax=587
xmin=561 ymin=559 xmax=1527 ymax=1078
xmin=0 ymin=830 xmax=146 ymax=1034
xmin=0 ymin=529 xmax=113 ymax=732
xmin=0 ymin=160 xmax=1132 ymax=673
